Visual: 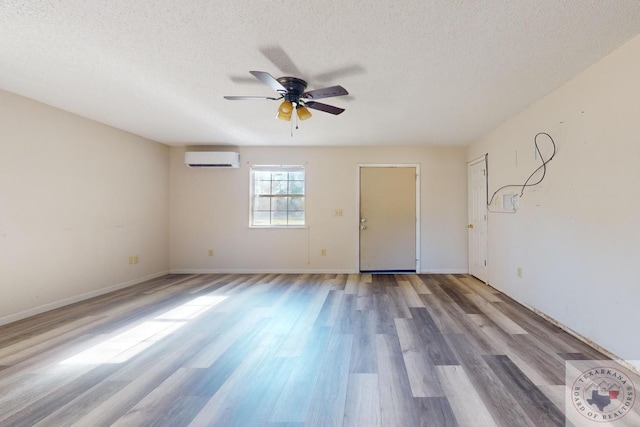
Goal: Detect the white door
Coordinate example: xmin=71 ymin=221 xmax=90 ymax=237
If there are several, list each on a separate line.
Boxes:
xmin=359 ymin=167 xmax=416 ymax=272
xmin=468 ymin=158 xmax=488 ymax=282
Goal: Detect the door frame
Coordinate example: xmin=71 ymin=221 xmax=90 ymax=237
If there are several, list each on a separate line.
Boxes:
xmin=357 ymin=164 xmax=421 ymax=273
xmin=467 ymin=156 xmax=488 ymax=282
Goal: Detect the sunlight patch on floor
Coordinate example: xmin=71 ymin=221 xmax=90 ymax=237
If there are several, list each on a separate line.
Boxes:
xmin=60 ymin=295 xmax=226 ymax=365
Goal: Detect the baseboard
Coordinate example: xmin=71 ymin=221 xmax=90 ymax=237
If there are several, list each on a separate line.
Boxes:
xmin=483 ymin=282 xmax=640 ymax=376
xmin=172 ymin=268 xmax=469 ymax=275
xmin=170 ymin=268 xmax=358 ymax=275
xmin=169 ymin=268 xmax=469 ymax=274
xmin=0 ymin=270 xmax=170 ymax=327
xmin=527 ymin=305 xmax=640 ymax=376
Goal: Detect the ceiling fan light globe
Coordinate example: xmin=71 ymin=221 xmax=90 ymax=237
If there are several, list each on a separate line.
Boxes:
xmin=297 ymin=106 xmax=312 ymax=121
xmin=277 ymin=110 xmax=292 ymax=121
xmin=278 ymin=101 xmax=293 ymax=114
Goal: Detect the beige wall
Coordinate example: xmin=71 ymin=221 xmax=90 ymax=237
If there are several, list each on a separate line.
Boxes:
xmin=0 ymin=90 xmax=170 ymax=324
xmin=170 ymin=145 xmax=468 ymax=274
xmin=468 ymin=35 xmax=640 ymax=369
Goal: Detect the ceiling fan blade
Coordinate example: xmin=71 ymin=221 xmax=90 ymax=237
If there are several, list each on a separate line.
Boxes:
xmin=302 ymin=85 xmax=349 ymax=100
xmin=250 ymin=71 xmax=287 ymax=93
xmin=304 ymin=101 xmax=345 ymax=115
xmin=223 ymin=95 xmax=280 ymax=100
xmin=259 ymin=45 xmax=302 ymax=76
xmin=229 ymin=75 xmax=262 ymax=85
xmin=313 ymin=64 xmax=365 ymax=82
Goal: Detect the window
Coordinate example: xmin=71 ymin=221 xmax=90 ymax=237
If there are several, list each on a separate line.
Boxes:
xmin=250 ymin=166 xmax=305 ymax=227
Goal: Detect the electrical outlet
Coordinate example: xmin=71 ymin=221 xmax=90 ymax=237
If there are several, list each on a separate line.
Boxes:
xmin=511 ymin=194 xmax=520 ymax=210
xmin=208 ymin=249 xmax=214 ymax=256
xmin=321 ymin=249 xmax=327 ymax=256
xmin=502 ymin=194 xmax=520 ymax=211
xmin=134 ymin=255 xmax=139 ymax=264
xmin=517 ymin=267 xmax=522 ymax=278
xmin=128 ymin=256 xmax=134 ymax=265
xmin=334 ymin=208 xmax=343 ymax=216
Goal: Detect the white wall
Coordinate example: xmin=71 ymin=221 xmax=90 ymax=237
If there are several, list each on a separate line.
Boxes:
xmin=170 ymin=145 xmax=468 ymax=274
xmin=0 ymin=90 xmax=170 ymax=324
xmin=468 ymin=35 xmax=640 ymax=368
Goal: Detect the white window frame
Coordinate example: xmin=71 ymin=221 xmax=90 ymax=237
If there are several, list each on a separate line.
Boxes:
xmin=249 ymin=165 xmax=306 ymax=228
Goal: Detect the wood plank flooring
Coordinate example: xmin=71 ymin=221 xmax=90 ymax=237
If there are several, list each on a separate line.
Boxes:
xmin=0 ymin=273 xmax=638 ymax=426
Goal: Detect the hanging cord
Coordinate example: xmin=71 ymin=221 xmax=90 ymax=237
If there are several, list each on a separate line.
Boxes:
xmin=290 ymin=115 xmax=294 ymax=137
xmin=487 ymin=132 xmax=557 ymax=206
xmin=290 ymin=106 xmax=300 ymax=137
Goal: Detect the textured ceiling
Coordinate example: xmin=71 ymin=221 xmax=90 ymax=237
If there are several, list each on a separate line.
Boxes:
xmin=1 ymin=1 xmax=640 ymax=147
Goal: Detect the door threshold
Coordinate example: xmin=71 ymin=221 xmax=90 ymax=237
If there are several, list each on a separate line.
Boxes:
xmin=359 ymin=270 xmax=416 ymax=274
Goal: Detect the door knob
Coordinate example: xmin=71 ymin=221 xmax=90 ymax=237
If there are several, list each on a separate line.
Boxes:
xmin=361 ymin=225 xmax=367 ymax=230
xmin=361 ymin=218 xmax=367 ymax=223
xmin=468 ymin=224 xmax=474 ymax=229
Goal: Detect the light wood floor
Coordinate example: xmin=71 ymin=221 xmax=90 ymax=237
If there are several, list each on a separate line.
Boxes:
xmin=0 ymin=274 xmax=638 ymax=426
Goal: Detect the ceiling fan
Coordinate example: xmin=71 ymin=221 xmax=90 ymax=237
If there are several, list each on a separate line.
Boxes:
xmin=224 ymin=71 xmax=349 ymax=121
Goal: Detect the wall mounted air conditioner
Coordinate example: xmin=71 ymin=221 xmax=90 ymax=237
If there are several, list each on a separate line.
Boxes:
xmin=184 ymin=151 xmax=240 ymax=168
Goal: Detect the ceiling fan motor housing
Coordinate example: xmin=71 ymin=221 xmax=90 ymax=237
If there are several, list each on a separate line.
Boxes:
xmin=277 ymin=77 xmax=307 ymax=104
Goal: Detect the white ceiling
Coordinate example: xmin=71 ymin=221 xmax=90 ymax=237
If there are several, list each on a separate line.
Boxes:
xmin=1 ymin=1 xmax=640 ymax=147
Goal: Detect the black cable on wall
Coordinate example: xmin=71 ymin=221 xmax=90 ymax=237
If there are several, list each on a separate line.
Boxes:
xmin=486 ymin=132 xmax=557 ymax=207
